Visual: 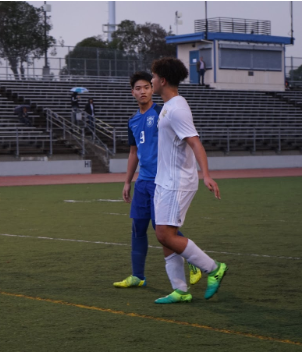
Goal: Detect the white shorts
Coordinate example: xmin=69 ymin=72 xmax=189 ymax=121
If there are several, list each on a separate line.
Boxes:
xmin=154 ymin=185 xmax=197 ymax=227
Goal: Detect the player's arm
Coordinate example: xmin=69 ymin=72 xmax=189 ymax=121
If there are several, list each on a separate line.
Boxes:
xmin=123 ymin=145 xmax=138 ymax=203
xmin=185 ymin=136 xmax=221 ymax=199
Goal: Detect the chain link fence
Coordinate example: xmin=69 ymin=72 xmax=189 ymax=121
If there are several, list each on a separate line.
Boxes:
xmin=285 ymin=57 xmax=302 ymax=89
xmin=1 ymin=45 xmax=301 ymax=88
xmin=0 ymin=45 xmax=162 ymax=81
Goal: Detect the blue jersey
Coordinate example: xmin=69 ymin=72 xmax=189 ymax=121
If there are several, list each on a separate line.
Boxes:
xmin=128 ymin=103 xmax=162 ymax=181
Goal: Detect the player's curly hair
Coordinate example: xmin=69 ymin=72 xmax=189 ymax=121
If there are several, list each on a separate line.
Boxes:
xmin=130 ymin=71 xmax=152 ymax=88
xmin=151 ymin=57 xmax=188 ymax=87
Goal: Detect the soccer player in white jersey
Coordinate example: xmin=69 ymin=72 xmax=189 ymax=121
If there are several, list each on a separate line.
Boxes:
xmin=151 ymin=57 xmax=228 ymax=304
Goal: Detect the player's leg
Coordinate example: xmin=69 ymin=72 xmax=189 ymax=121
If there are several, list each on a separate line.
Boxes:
xmin=131 ymin=218 xmax=149 ymax=281
xmin=113 ymin=218 xmax=149 ymax=288
xmin=154 ymin=227 xmax=192 ymax=304
xmin=149 ymin=180 xmax=201 ymax=286
xmin=113 ymin=180 xmax=150 ymax=288
xmin=153 ymin=218 xmax=201 ymax=285
xmin=177 ymin=229 xmax=202 ymax=285
xmin=155 ymin=186 xmax=227 ymax=301
xmin=153 ymin=186 xmax=189 ymax=303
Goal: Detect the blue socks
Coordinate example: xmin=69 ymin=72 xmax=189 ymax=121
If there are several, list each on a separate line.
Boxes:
xmin=131 ymin=219 xmax=149 ymax=280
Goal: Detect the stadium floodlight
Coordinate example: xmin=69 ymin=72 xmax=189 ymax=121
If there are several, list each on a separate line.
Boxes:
xmin=43 ymin=4 xmax=51 ymax=12
xmin=43 ymin=1 xmax=51 ymax=78
xmin=175 ymin=11 xmax=183 ymax=35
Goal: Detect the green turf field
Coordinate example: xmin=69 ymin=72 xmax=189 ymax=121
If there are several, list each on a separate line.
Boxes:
xmin=0 ymin=177 xmax=302 ymax=352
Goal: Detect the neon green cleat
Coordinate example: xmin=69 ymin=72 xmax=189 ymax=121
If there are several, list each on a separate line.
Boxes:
xmin=155 ymin=289 xmax=192 ymax=304
xmin=113 ymin=275 xmax=146 ymax=288
xmin=204 ymin=262 xmax=228 ymax=299
xmin=188 ymin=263 xmax=202 ymax=285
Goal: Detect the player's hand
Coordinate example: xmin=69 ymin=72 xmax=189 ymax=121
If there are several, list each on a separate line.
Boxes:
xmin=123 ymin=183 xmax=132 ymax=203
xmin=203 ymin=176 xmax=221 ymax=199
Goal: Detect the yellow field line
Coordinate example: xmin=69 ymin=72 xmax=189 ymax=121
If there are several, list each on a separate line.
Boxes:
xmin=1 ymin=290 xmax=301 ymax=347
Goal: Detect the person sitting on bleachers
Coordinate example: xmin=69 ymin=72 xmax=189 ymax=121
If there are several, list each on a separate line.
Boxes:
xmin=18 ymin=107 xmax=32 ymax=126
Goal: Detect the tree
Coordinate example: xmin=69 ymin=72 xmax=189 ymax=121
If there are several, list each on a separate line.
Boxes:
xmin=61 ymin=36 xmax=124 ymax=77
xmin=289 ymin=64 xmax=302 ymax=82
xmin=0 ymin=1 xmax=56 ymax=79
xmin=111 ymin=20 xmax=139 ymax=54
xmin=112 ymin=20 xmax=176 ymax=59
xmin=61 ymin=20 xmax=176 ymax=77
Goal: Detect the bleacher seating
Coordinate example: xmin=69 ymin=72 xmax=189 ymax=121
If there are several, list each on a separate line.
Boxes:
xmin=0 ymin=91 xmax=84 ymax=157
xmin=1 ymin=79 xmax=302 ymax=155
xmin=273 ymin=91 xmax=302 ymax=107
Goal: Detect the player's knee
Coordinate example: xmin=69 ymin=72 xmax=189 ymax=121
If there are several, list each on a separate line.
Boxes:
xmin=132 ymin=218 xmax=149 ymax=238
xmin=155 ymin=227 xmax=169 ymax=246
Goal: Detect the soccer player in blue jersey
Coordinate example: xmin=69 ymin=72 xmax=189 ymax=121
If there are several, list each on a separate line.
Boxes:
xmin=113 ymin=71 xmax=202 ymax=288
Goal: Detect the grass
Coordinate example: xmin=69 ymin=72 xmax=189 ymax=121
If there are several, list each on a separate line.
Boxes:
xmin=0 ymin=177 xmax=302 ymax=351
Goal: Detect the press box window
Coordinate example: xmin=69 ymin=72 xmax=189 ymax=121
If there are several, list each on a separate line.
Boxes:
xmin=219 ymin=44 xmax=282 ymax=71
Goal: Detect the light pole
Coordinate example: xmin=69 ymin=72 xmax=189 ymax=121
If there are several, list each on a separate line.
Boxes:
xmin=290 ymin=1 xmax=294 ymax=45
xmin=205 ymin=1 xmax=208 ymax=40
xmin=108 ymin=1 xmax=116 ymax=42
xmin=175 ymin=11 xmax=182 ymax=35
xmin=42 ymin=1 xmax=51 ymax=79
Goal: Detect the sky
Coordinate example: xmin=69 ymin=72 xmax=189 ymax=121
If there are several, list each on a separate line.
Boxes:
xmin=27 ymin=1 xmax=302 ymax=59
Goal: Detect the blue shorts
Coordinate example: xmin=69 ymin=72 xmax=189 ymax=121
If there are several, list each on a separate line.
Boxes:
xmin=130 ymin=179 xmax=156 ymax=220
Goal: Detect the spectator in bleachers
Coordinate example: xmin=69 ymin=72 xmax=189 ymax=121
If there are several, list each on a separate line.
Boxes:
xmin=84 ymin=98 xmax=96 ymax=129
xmin=196 ymin=56 xmax=206 ymax=86
xmin=18 ymin=107 xmax=32 ymax=126
xmin=71 ymin=92 xmax=80 ymax=125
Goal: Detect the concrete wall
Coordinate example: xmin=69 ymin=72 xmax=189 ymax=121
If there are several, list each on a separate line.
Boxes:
xmin=0 ymin=160 xmax=92 ymax=176
xmin=109 ymin=155 xmax=302 ymax=173
xmin=207 ymin=155 xmax=302 ymax=170
xmin=178 ymin=43 xmax=193 ymax=84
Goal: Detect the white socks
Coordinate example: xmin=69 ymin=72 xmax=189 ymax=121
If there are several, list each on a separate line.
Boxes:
xmin=181 ymin=239 xmax=217 ymax=274
xmin=165 ymin=253 xmax=187 ymax=292
xmin=164 ymin=239 xmax=217 ymax=292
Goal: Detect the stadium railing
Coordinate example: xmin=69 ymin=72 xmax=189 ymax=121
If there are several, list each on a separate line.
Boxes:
xmin=0 ymin=128 xmax=54 ymax=157
xmin=199 ymin=127 xmax=302 ymax=154
xmin=44 ymin=108 xmax=116 ymax=158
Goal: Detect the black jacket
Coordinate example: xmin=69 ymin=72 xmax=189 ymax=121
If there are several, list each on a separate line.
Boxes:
xmin=196 ymin=60 xmax=207 ymax=72
xmin=71 ymin=94 xmax=80 ymax=108
xmin=85 ymin=102 xmax=96 ymax=116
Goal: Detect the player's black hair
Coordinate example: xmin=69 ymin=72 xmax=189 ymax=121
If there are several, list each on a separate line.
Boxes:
xmin=130 ymin=71 xmax=152 ymax=88
xmin=151 ymin=57 xmax=188 ymax=87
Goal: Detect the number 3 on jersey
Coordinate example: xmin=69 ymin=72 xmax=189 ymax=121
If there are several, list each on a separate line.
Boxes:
xmin=140 ymin=131 xmax=145 ymax=144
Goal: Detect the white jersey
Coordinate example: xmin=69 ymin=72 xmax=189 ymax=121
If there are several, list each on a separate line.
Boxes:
xmin=155 ymin=95 xmax=199 ymax=191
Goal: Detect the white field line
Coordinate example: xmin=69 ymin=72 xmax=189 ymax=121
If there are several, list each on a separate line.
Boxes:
xmin=63 ymin=201 xmax=297 ymax=224
xmin=0 ymin=233 xmax=300 ymax=260
xmin=64 ymin=199 xmax=123 ymax=203
xmin=63 ymin=203 xmax=296 ymax=224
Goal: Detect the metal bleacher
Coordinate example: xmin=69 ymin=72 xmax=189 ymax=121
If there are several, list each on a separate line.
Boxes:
xmin=0 ymin=93 xmax=55 ymax=156
xmin=274 ymin=91 xmax=302 ymax=107
xmin=0 ymin=89 xmax=86 ymax=157
xmin=1 ymin=78 xmax=302 ymax=156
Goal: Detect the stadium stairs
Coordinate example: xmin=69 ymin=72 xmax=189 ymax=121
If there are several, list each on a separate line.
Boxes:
xmin=0 ymin=79 xmax=302 ymax=173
